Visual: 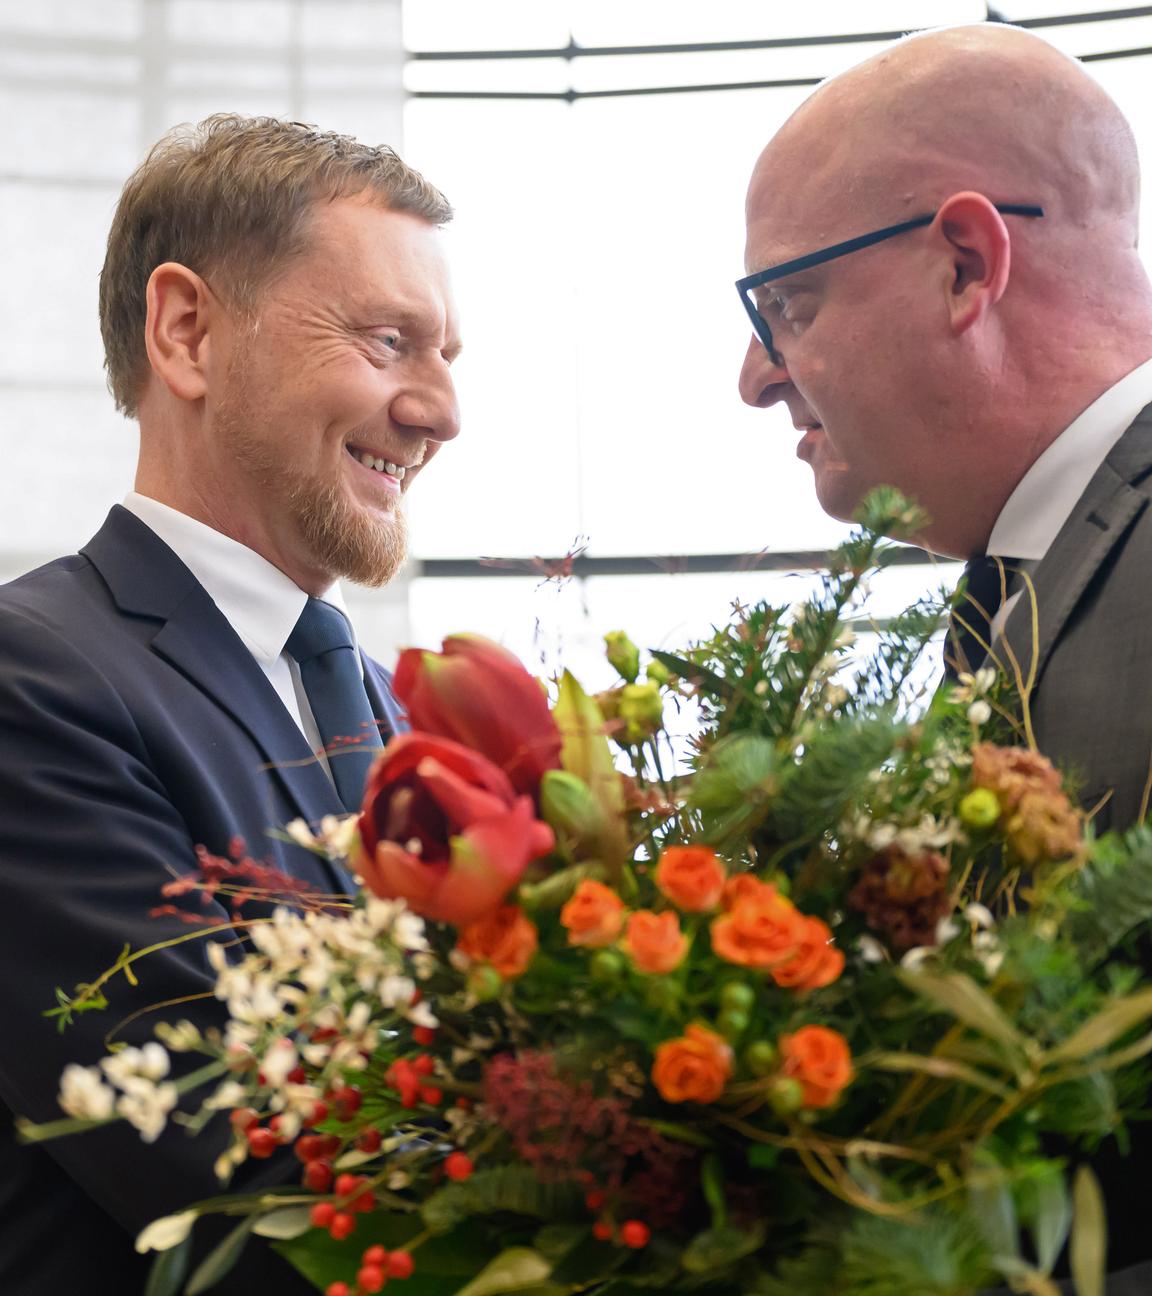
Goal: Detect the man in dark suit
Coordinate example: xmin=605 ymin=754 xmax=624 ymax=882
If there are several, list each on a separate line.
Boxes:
xmin=735 ymin=22 xmax=1152 ymax=1293
xmin=0 ymin=115 xmax=461 ymax=1293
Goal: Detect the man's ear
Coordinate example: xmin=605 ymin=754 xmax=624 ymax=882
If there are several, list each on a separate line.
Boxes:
xmin=934 ymin=191 xmax=1012 ymax=336
xmin=143 ymin=262 xmax=215 ymax=403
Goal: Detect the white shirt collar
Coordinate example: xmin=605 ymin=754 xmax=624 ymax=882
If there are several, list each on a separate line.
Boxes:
xmin=121 ymin=492 xmax=356 ymax=663
xmin=986 ymin=356 xmax=1152 ymax=561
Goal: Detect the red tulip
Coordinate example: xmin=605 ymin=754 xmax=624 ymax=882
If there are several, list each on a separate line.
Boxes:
xmin=356 ymin=732 xmax=554 ymax=926
xmin=393 ymin=634 xmax=562 ymax=799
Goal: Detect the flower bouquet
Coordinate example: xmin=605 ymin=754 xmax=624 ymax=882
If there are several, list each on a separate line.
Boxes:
xmin=25 ymin=489 xmax=1152 ymax=1296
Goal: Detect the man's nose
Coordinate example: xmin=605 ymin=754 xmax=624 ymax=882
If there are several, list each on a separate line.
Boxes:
xmin=738 ymin=334 xmax=790 ymax=409
xmin=392 ymin=363 xmax=461 ymax=443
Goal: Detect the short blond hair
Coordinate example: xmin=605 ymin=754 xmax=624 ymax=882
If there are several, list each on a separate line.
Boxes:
xmin=99 ymin=114 xmax=453 ymax=417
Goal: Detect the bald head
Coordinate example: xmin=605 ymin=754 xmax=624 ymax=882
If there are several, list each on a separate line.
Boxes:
xmin=739 ymin=24 xmax=1152 ymax=558
xmin=752 ymin=24 xmax=1140 ymax=261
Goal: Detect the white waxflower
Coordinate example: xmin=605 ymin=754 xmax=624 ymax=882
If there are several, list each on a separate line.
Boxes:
xmin=869 ymin=823 xmax=898 ymax=850
xmin=284 ymin=818 xmax=318 ymax=849
xmin=117 ymin=1078 xmax=178 ymax=1143
xmin=101 ymin=1043 xmax=170 ymax=1088
xmin=387 ymin=1170 xmax=412 ymax=1190
xmin=59 ymin=1064 xmax=116 ymax=1121
xmin=379 ymin=975 xmax=416 ymax=1009
xmin=901 ymin=946 xmax=934 ymax=972
xmin=856 ymin=936 xmax=888 ymax=964
xmin=967 ymin=700 xmax=992 ymax=726
xmin=259 ymin=1038 xmax=299 ymax=1089
xmin=978 ymin=949 xmax=1005 ymax=977
xmin=154 ymin=1020 xmax=202 ymax=1052
xmin=204 ymin=1080 xmax=247 ymax=1111
xmin=318 ymin=814 xmax=360 ymax=858
xmin=406 ymin=1000 xmax=439 ymax=1030
xmin=393 ymin=912 xmax=429 ymax=952
xmin=963 ymin=903 xmax=995 ymax=930
xmin=935 ymin=916 xmax=961 ymax=946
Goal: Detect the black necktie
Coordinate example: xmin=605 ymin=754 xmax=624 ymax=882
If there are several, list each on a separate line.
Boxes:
xmin=944 ymin=555 xmax=1020 ymax=683
xmin=286 ymin=598 xmax=384 ymax=813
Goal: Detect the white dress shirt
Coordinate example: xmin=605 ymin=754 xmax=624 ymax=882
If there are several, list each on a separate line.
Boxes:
xmin=985 ymin=356 xmax=1152 ymax=635
xmin=122 ymin=491 xmax=359 ymax=777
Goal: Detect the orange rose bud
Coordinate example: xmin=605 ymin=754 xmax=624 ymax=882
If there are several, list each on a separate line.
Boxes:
xmin=711 ymin=887 xmax=802 ymax=969
xmin=780 ymin=1025 xmax=854 ymax=1109
xmin=720 ymin=872 xmax=775 ymax=911
xmin=770 ymin=916 xmax=845 ymax=992
xmin=457 ymin=905 xmax=538 ymax=979
xmin=652 ymin=1024 xmax=733 ymax=1103
xmin=656 ymin=845 xmax=726 ymax=912
xmin=560 ymin=879 xmax=627 ymax=948
xmin=622 ymin=910 xmax=689 ymax=975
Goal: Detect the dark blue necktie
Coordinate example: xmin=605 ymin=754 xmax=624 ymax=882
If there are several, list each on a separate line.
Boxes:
xmin=286 ymin=598 xmax=384 ymax=813
xmin=944 ymin=555 xmax=1021 ymax=683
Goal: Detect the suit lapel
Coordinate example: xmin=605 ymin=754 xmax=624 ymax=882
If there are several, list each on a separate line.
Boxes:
xmin=83 ymin=508 xmax=346 ymax=829
xmin=362 ymin=656 xmax=408 ymax=740
xmin=999 ymin=412 xmax=1152 ymax=688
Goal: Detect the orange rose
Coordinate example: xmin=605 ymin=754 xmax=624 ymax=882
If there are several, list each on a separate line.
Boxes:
xmin=457 ymin=905 xmax=538 ymax=979
xmin=721 ymin=873 xmax=774 ymax=910
xmin=560 ymin=879 xmax=627 ymax=948
xmin=656 ymin=845 xmax=726 ymax=912
xmin=770 ymin=916 xmax=845 ymax=992
xmin=652 ymin=1024 xmax=733 ymax=1103
xmin=711 ymin=887 xmax=802 ymax=969
xmin=622 ymin=910 xmax=689 ymax=974
xmin=780 ymin=1025 xmax=853 ymax=1108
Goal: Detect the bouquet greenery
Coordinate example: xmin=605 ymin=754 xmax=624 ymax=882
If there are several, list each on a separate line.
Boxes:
xmin=26 ymin=489 xmax=1152 ymax=1296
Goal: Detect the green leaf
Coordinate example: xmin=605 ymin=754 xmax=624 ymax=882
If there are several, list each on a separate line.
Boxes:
xmin=649 ymin=649 xmax=732 ymax=700
xmin=143 ymin=1234 xmax=192 ymax=1296
xmin=451 ymin=1249 xmax=554 ymax=1296
xmin=967 ymin=1157 xmax=1019 ymax=1263
xmin=691 ymin=734 xmax=778 ymax=845
xmin=869 ymin=1050 xmax=1013 ymax=1098
xmin=898 ymin=970 xmax=1026 ymax=1058
xmin=1046 ymin=987 xmax=1152 ymax=1064
xmin=1070 ymin=1166 xmax=1106 ymax=1296
xmin=423 ymin=1166 xmax=581 ymax=1235
xmin=251 ymin=1206 xmax=313 ymax=1240
xmin=747 ymin=1144 xmax=781 ymax=1170
xmin=681 ymin=1222 xmax=767 ymax=1274
xmin=1067 ymin=825 xmax=1152 ymax=963
xmin=1026 ymin=1167 xmax=1071 ymax=1276
xmin=185 ymin=1217 xmax=256 ymax=1295
xmin=532 ymin=1224 xmax=587 ymax=1261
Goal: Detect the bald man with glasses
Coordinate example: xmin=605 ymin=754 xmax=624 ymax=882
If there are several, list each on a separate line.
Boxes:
xmin=738 ymin=23 xmax=1152 ymax=1293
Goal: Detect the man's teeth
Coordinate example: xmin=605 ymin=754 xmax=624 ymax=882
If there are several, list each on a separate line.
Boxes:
xmin=356 ymin=451 xmax=405 ymax=478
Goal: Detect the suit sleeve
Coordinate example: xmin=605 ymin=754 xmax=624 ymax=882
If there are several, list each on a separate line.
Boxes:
xmin=0 ymin=608 xmax=317 ymax=1292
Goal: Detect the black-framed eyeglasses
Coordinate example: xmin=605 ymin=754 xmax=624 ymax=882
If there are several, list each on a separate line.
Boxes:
xmin=736 ymin=203 xmax=1044 ymax=365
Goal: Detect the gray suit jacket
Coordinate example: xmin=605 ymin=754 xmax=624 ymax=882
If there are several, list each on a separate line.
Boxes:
xmin=998 ymin=404 xmax=1152 ymax=833
xmin=988 ymin=405 xmax=1152 ymax=1288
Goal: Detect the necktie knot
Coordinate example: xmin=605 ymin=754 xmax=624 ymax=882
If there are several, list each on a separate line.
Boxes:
xmin=286 ymin=598 xmax=355 ymax=664
xmin=944 ymin=554 xmax=1022 ymax=682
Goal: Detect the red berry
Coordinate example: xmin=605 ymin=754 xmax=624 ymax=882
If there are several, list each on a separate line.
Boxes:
xmin=412 ymin=1025 xmax=436 ymax=1046
xmin=303 ymin=1160 xmax=334 ymax=1193
xmin=310 ymin=1100 xmax=330 ymax=1124
xmin=444 ymin=1152 xmax=473 ymax=1181
xmin=412 ymin=1054 xmax=436 ymax=1077
xmin=455 ymin=1097 xmax=474 ymax=1112
xmin=355 ymin=1128 xmax=383 ymax=1154
xmin=386 ymin=1251 xmax=414 ymax=1280
xmin=295 ymin=1134 xmax=323 ymax=1163
xmin=592 ymin=1221 xmax=613 ymax=1242
xmin=328 ymin=1211 xmax=356 ymax=1241
xmin=362 ymin=1245 xmax=389 ymax=1267
xmin=620 ymin=1221 xmax=650 ymax=1249
xmin=419 ymin=1086 xmax=443 ymax=1106
xmin=229 ymin=1107 xmax=260 ymax=1134
xmin=310 ymin=1202 xmax=337 ymax=1229
xmin=326 ymin=1284 xmax=352 ymax=1296
xmin=333 ymin=1086 xmax=363 ymax=1121
xmin=287 ymin=1065 xmax=307 ymax=1084
xmin=267 ymin=1116 xmax=288 ymax=1139
xmin=357 ymin=1265 xmax=386 ymax=1293
xmin=247 ymin=1127 xmax=278 ymax=1159
xmin=584 ymin=1189 xmax=605 ymax=1211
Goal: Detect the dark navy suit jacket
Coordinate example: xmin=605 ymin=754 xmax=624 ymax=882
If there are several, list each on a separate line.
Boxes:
xmin=0 ymin=506 xmax=406 ymax=1294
